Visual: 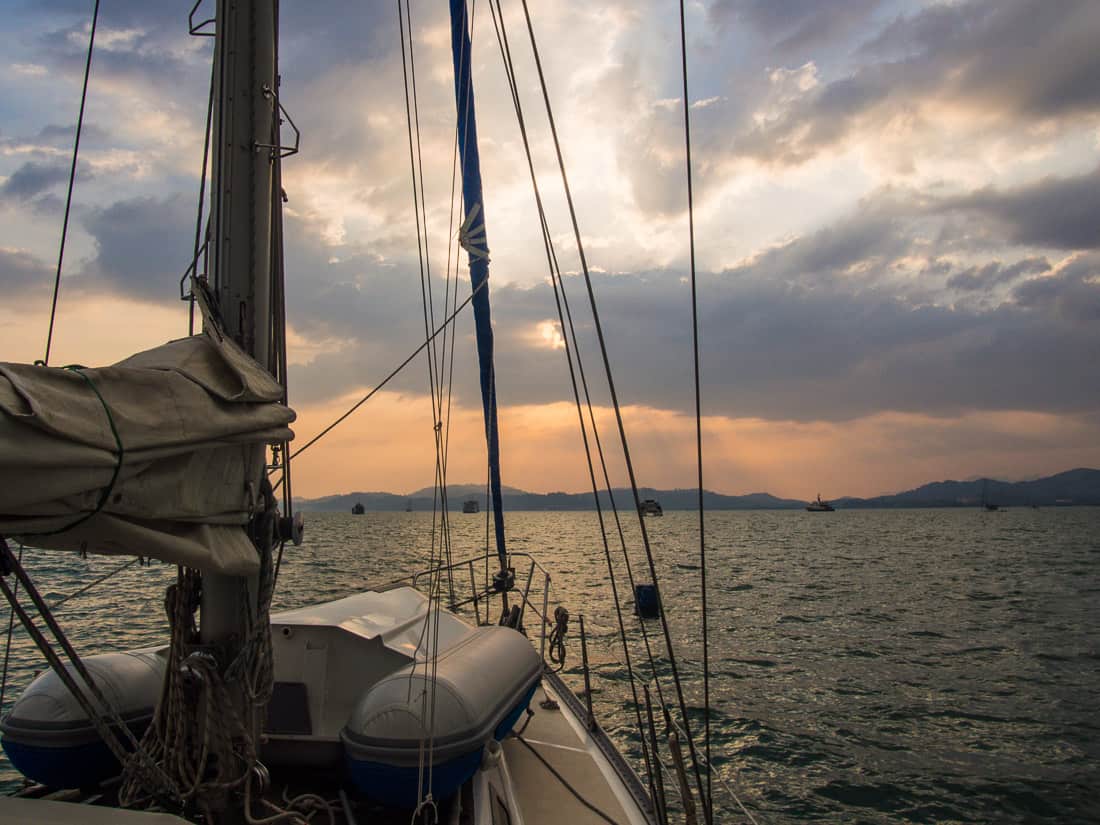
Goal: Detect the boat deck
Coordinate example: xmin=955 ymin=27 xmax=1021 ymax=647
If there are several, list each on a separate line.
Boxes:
xmin=2 ymin=672 xmax=653 ymax=825
xmin=504 ymin=679 xmax=645 ymax=824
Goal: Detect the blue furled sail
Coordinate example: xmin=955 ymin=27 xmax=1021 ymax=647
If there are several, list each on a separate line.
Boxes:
xmin=449 ymin=0 xmax=507 ymax=569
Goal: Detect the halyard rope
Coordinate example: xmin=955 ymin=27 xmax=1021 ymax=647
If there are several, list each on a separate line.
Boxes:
xmin=678 ymin=0 xmax=714 ymax=819
xmin=43 ymin=0 xmax=100 ymax=367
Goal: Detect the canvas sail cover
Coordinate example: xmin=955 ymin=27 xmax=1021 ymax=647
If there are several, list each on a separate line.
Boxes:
xmin=0 ymin=324 xmax=295 ymax=575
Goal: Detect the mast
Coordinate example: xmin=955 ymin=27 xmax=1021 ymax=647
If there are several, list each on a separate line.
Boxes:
xmin=204 ymin=0 xmax=279 ymax=805
xmin=448 ymin=0 xmax=509 ymax=591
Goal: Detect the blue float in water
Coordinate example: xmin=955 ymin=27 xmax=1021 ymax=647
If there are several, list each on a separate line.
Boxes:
xmin=635 ymin=584 xmax=660 ymax=618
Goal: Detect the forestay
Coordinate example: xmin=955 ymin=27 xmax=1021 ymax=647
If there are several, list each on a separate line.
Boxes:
xmin=0 ymin=302 xmax=295 ymax=575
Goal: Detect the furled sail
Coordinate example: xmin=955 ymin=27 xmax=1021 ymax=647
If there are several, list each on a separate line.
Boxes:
xmin=449 ymin=0 xmax=507 ymax=567
xmin=0 ymin=305 xmax=294 ymax=575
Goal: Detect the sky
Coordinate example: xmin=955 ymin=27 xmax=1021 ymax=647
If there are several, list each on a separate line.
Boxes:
xmin=1 ymin=0 xmax=1099 ymax=500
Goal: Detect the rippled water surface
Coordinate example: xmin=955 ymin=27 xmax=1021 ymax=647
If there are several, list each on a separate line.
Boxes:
xmin=2 ymin=507 xmax=1098 ymax=823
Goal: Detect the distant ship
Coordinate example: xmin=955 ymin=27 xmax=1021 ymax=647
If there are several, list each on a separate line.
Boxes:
xmin=462 ymin=499 xmax=479 ymax=513
xmin=639 ymin=499 xmax=663 ymax=516
xmin=806 ymin=494 xmax=834 ymax=512
xmin=405 ymin=500 xmax=413 ymax=512
xmin=352 ymin=502 xmax=365 ymax=515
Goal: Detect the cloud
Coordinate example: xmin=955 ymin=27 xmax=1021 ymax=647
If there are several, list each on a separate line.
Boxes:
xmin=80 ymin=194 xmax=194 ymax=300
xmin=726 ymin=0 xmax=1100 ymax=169
xmin=4 ymin=0 xmax=1098 ymax=449
xmin=0 ymin=246 xmax=53 ymax=293
xmin=946 ymin=258 xmax=1050 ymax=292
xmin=709 ymin=0 xmax=882 ymax=53
xmin=1013 ymin=252 xmax=1100 ymax=323
xmin=940 ymin=168 xmax=1100 ymax=251
xmin=0 ymin=161 xmax=70 ymax=202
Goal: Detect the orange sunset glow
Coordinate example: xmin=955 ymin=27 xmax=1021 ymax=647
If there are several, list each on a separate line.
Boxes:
xmin=2 ymin=1 xmax=1099 ymax=502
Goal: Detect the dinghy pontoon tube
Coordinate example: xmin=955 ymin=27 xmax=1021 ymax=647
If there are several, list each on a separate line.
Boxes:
xmin=342 ymin=624 xmax=541 ymax=807
xmin=0 ymin=648 xmax=166 ymax=788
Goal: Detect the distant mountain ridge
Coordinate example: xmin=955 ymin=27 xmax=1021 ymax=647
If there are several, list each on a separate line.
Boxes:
xmin=295 ymin=468 xmax=1100 ymax=511
xmin=834 ymin=468 xmax=1100 ymax=508
xmin=295 ymin=487 xmax=804 ymax=512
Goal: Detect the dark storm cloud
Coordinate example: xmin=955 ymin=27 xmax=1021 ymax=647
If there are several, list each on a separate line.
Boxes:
xmin=730 ymin=0 xmax=1100 ymax=167
xmin=80 ymin=194 xmax=194 ymax=300
xmin=940 ymin=169 xmax=1100 ymax=252
xmin=1013 ymin=253 xmax=1100 ymax=323
xmin=0 ymin=161 xmax=70 ymax=201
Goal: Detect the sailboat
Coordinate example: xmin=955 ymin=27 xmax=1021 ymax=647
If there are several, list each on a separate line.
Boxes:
xmin=0 ymin=2 xmax=722 ymax=824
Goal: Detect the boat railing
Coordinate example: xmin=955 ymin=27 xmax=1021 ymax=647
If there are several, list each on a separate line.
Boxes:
xmin=390 ymin=551 xmax=559 ymax=663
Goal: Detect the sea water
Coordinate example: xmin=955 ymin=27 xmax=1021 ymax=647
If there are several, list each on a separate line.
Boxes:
xmin=1 ymin=507 xmax=1097 ymax=823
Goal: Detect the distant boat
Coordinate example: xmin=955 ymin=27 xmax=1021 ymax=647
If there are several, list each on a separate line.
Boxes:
xmin=806 ymin=494 xmax=834 ymax=512
xmin=405 ymin=500 xmax=413 ymax=512
xmin=352 ymin=502 xmax=365 ymax=515
xmin=639 ymin=499 xmax=663 ymax=516
xmin=462 ymin=499 xmax=479 ymax=514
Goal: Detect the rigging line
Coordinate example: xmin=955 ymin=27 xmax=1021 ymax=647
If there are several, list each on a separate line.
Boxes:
xmin=657 ymin=712 xmax=765 ymax=825
xmin=484 ymin=11 xmax=670 ymax=780
xmin=49 ymin=557 xmax=140 ymax=610
xmin=490 ymin=0 xmax=668 ymax=690
xmin=281 ymin=277 xmax=487 ymax=466
xmin=535 ymin=192 xmax=669 ymax=708
xmin=404 ymin=0 xmax=445 ymax=392
xmin=492 ymin=1 xmax=665 ymax=710
xmin=188 ymin=38 xmax=217 ymax=336
xmin=272 ymin=112 xmax=294 ymax=527
xmin=678 ymin=2 xmax=712 ymax=820
xmin=517 ymin=0 xmax=709 ymax=806
xmin=397 ymin=0 xmax=439 ymax=420
xmin=511 ymin=734 xmax=619 ymax=825
xmin=43 ymin=0 xmax=101 ymax=366
xmin=398 ymin=0 xmax=455 ymax=602
xmin=399 ymin=1 xmax=440 ymax=410
xmin=485 ymin=0 xmax=657 ymax=793
xmin=0 ymin=544 xmax=24 ymax=717
xmin=550 ymin=212 xmax=672 ymax=715
xmin=518 ymin=119 xmax=671 ymax=706
xmin=430 ymin=96 xmax=463 ymax=618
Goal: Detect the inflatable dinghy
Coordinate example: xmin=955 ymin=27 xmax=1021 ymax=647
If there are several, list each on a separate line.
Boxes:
xmin=0 ymin=648 xmax=166 ymax=788
xmin=342 ymin=624 xmax=541 ymax=807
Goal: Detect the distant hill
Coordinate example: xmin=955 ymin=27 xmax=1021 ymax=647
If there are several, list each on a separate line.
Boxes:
xmin=295 ymin=468 xmax=1100 ymax=512
xmin=833 ymin=468 xmax=1100 ymax=508
xmin=295 ymin=486 xmax=806 ymax=512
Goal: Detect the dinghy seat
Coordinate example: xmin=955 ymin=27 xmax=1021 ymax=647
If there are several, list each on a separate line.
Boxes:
xmin=342 ymin=624 xmax=541 ymax=808
xmin=0 ymin=649 xmax=166 ymax=789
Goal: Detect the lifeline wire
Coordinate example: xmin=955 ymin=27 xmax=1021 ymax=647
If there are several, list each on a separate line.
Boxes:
xmin=678 ymin=0 xmax=713 ymax=820
xmin=43 ymin=0 xmax=100 ymax=366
